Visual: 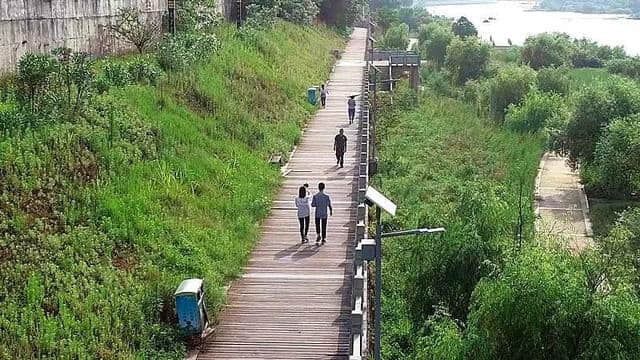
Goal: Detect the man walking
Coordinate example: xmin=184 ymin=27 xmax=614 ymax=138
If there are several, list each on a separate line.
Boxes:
xmin=311 ymin=182 xmax=333 ymax=245
xmin=320 ymin=84 xmax=328 ymax=108
xmin=347 ymin=95 xmax=356 ymax=124
xmin=334 ymin=128 xmax=347 ymax=168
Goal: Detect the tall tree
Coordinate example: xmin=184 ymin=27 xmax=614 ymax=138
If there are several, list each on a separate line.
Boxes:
xmin=419 ymin=23 xmax=454 ymax=68
xmin=451 ymin=16 xmax=477 ymax=38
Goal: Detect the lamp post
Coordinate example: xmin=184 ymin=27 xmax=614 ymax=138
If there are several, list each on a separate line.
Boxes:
xmin=364 ymin=186 xmax=445 ymax=360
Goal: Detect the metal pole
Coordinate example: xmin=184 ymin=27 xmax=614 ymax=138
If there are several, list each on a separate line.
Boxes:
xmin=374 ymin=205 xmax=382 ymax=360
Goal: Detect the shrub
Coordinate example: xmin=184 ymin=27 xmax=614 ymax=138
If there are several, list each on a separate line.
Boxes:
xmin=565 ymin=77 xmax=640 ymax=164
xmin=592 ymin=115 xmax=640 ymax=197
xmin=465 ymin=247 xmax=640 ymax=360
xmin=419 ymin=22 xmax=454 ymax=68
xmin=249 ymin=0 xmax=319 ymax=26
xmin=127 ymin=58 xmax=163 ymax=85
xmin=421 ymin=67 xmax=458 ymax=98
xmin=451 ymin=16 xmax=477 ymax=38
xmin=445 ymin=37 xmax=490 ymax=85
xmin=505 ymin=91 xmax=569 ymax=134
xmin=278 ymin=0 xmax=319 ymax=26
xmin=571 ymin=39 xmax=626 ymax=68
xmin=536 ymin=67 xmax=570 ymax=96
xmin=156 ymin=32 xmax=219 ymax=72
xmin=486 ymin=65 xmax=536 ymax=120
xmin=607 ymin=57 xmax=640 ymax=80
xmin=100 ymin=61 xmax=133 ymax=87
xmin=382 ymin=23 xmax=410 ymax=50
xmin=176 ymin=0 xmax=221 ymax=33
xmin=15 ymin=53 xmax=58 ymax=112
xmin=521 ymin=33 xmax=573 ymax=69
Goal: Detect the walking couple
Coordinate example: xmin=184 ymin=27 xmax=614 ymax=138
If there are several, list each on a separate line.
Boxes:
xmin=295 ymin=182 xmax=333 ymax=245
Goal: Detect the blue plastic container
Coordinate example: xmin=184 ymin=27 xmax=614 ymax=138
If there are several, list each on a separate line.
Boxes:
xmin=307 ymin=87 xmax=317 ymax=105
xmin=175 ymin=279 xmax=208 ymax=336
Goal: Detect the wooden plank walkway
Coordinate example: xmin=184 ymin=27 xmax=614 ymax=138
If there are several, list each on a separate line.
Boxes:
xmin=535 ymin=152 xmax=593 ymax=253
xmin=196 ymin=28 xmax=367 ymax=360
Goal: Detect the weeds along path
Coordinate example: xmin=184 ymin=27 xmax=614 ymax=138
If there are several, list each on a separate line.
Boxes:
xmin=535 ymin=152 xmax=593 ymax=253
xmin=195 ymin=28 xmax=367 ymax=359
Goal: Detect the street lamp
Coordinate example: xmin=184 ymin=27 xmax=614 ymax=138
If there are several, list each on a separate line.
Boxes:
xmin=362 ymin=186 xmax=445 ymax=360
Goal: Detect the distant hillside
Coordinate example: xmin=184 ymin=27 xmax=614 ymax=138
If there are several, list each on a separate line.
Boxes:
xmin=539 ymin=0 xmax=640 ymax=14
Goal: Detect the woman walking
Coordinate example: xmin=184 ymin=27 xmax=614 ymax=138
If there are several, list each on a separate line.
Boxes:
xmin=295 ymin=186 xmax=311 ymax=243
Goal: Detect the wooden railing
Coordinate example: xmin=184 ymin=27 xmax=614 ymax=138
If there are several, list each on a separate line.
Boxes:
xmin=371 ymin=50 xmax=420 ymax=66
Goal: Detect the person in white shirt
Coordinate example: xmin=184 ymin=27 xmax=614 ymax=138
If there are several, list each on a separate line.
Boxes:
xmin=320 ymin=84 xmax=328 ymax=108
xmin=295 ymin=186 xmax=311 ymax=243
xmin=348 ymin=95 xmax=356 ymax=124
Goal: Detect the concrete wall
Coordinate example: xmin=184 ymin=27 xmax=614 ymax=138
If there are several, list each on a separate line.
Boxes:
xmin=0 ymin=0 xmax=167 ymax=72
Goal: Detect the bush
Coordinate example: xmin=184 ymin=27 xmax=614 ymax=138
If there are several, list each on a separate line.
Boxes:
xmin=565 ymin=77 xmax=640 ymax=164
xmin=571 ymin=38 xmax=626 ymax=68
xmin=592 ymin=115 xmax=640 ymax=197
xmin=156 ymin=32 xmax=219 ymax=72
xmin=15 ymin=53 xmax=58 ymax=112
xmin=536 ymin=67 xmax=570 ymax=96
xmin=465 ymin=247 xmax=640 ymax=360
xmin=127 ymin=58 xmax=163 ymax=85
xmin=421 ymin=67 xmax=458 ymax=98
xmin=505 ymin=91 xmax=569 ymax=134
xmin=521 ymin=33 xmax=573 ymax=69
xmin=419 ymin=23 xmax=454 ymax=69
xmin=100 ymin=61 xmax=132 ymax=87
xmin=381 ymin=23 xmax=410 ymax=50
xmin=249 ymin=0 xmax=319 ymax=26
xmin=607 ymin=57 xmax=640 ymax=80
xmin=451 ymin=16 xmax=477 ymax=38
xmin=486 ymin=65 xmax=536 ymax=120
xmin=445 ymin=37 xmax=490 ymax=85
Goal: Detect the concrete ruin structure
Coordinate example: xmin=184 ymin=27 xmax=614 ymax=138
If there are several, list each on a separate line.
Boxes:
xmin=0 ymin=0 xmax=168 ymax=72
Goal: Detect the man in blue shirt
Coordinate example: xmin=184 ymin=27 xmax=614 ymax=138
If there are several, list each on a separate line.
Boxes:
xmin=311 ymin=182 xmax=333 ymax=245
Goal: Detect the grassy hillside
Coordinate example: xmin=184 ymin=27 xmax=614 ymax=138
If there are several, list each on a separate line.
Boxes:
xmin=0 ymin=22 xmax=344 ymax=359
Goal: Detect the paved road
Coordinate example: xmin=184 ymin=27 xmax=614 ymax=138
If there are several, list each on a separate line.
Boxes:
xmin=196 ymin=27 xmax=367 ymax=360
xmin=535 ymin=153 xmax=593 ymax=253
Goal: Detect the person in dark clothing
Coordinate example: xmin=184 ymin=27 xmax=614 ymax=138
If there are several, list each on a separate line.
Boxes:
xmin=295 ymin=186 xmax=310 ymax=243
xmin=334 ymin=128 xmax=347 ymax=168
xmin=311 ymin=182 xmax=333 ymax=244
xmin=320 ymin=84 xmax=328 ymax=107
xmin=348 ymin=95 xmax=356 ymax=124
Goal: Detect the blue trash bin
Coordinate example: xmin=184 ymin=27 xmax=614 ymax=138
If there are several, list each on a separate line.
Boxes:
xmin=175 ymin=278 xmax=208 ymax=336
xmin=307 ymin=87 xmax=317 ymax=105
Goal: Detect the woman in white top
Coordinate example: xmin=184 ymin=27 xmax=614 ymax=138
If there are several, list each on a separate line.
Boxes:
xmin=295 ymin=186 xmax=311 ymax=243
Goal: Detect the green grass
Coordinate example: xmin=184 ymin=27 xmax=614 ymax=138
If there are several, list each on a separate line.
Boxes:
xmin=567 ymin=68 xmax=613 ymax=89
xmin=0 ymin=22 xmax=344 ymax=359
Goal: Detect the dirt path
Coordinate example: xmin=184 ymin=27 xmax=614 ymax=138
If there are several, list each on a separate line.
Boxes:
xmin=535 ymin=152 xmax=593 ymax=253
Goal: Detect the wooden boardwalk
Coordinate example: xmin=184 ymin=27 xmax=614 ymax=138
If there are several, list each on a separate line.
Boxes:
xmin=196 ymin=28 xmax=367 ymax=360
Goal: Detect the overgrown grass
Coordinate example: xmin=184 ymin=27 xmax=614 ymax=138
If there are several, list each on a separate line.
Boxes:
xmin=589 ymin=199 xmax=640 ymax=237
xmin=567 ymin=67 xmax=612 ymax=89
xmin=374 ymin=87 xmax=545 ymax=358
xmin=0 ymin=21 xmax=344 ymax=358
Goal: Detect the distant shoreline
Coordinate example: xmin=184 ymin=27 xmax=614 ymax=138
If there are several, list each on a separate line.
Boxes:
xmin=420 ymin=0 xmax=640 ymax=18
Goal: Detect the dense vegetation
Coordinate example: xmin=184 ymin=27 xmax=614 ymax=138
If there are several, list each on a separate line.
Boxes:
xmin=0 ymin=17 xmax=344 ymax=359
xmin=372 ymin=6 xmax=640 ymax=359
xmin=539 ymin=0 xmax=640 ymax=15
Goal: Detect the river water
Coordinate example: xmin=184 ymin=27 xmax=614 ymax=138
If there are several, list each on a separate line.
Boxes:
xmin=425 ymin=1 xmax=640 ymax=55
